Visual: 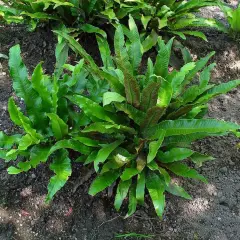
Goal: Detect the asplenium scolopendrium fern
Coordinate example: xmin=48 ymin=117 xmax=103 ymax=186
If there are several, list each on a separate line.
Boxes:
xmin=219 ymin=2 xmax=240 ymax=39
xmin=1 ymin=16 xmax=240 ymax=218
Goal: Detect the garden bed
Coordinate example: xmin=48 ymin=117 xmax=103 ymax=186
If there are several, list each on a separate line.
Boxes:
xmin=0 ymin=2 xmax=240 ymax=240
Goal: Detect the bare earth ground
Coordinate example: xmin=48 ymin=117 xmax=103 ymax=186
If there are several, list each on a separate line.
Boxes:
xmin=0 ymin=3 xmax=240 ymax=240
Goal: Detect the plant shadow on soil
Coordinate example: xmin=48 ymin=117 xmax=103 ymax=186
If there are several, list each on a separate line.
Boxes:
xmin=0 ymin=15 xmax=240 ymax=240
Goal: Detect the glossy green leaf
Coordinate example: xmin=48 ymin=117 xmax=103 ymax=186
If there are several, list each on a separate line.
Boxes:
xmin=81 ymin=24 xmax=107 ymax=38
xmin=73 ymin=137 xmax=100 ymax=147
xmin=125 ymin=184 xmax=137 ymax=218
xmin=96 ymin=35 xmax=114 ymax=68
xmin=46 ymin=150 xmax=72 ymax=202
xmin=8 ymin=97 xmax=42 ymax=142
xmin=154 ymin=38 xmax=174 ymax=78
xmin=121 ymin=168 xmax=139 ymax=181
xmin=114 ymin=179 xmax=132 ymax=211
xmin=136 ymin=171 xmax=146 ymax=205
xmin=157 ymin=76 xmax=173 ymax=108
xmin=128 ymin=15 xmax=142 ymax=73
xmin=146 ymin=119 xmax=240 ymax=137
xmin=165 ymin=162 xmax=207 ymax=183
xmin=0 ymin=131 xmax=21 ymax=149
xmin=83 ymin=122 xmax=136 ymax=135
xmin=47 ymin=113 xmax=68 ymax=140
xmin=147 ymin=130 xmax=165 ymax=163
xmin=7 ymin=166 xmax=23 ymax=175
xmin=190 ymin=152 xmax=215 ymax=167
xmin=140 ymin=79 xmax=160 ymax=112
xmin=165 ymin=183 xmax=192 ymax=200
xmin=94 ymin=140 xmax=123 ymax=172
xmin=32 ymin=62 xmax=52 ymax=106
xmin=103 ymin=92 xmax=125 ymax=106
xmin=89 ymin=170 xmax=120 ymax=196
xmin=115 ymin=103 xmax=146 ymax=125
xmin=67 ymin=94 xmax=117 ymax=123
xmin=158 ymin=148 xmax=194 ymax=163
xmin=146 ymin=172 xmax=165 ymax=218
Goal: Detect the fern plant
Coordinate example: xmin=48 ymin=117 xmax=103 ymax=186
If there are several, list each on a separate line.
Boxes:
xmin=219 ymin=2 xmax=240 ymax=39
xmin=0 ymin=0 xmax=110 ymax=32
xmin=1 ymin=0 xmax=227 ymax=42
xmin=111 ymin=0 xmax=227 ymax=43
xmin=1 ymin=17 xmax=240 ymax=217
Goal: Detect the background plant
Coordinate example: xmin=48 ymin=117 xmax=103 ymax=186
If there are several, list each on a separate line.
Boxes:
xmin=0 ymin=0 xmax=228 ymax=42
xmin=219 ymin=2 xmax=240 ymax=39
xmin=1 ymin=17 xmax=240 ymax=218
xmin=111 ymin=0 xmax=228 ymax=42
xmin=0 ymin=0 xmax=111 ymax=32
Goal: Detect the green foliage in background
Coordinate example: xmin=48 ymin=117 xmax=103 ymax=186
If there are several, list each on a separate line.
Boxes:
xmin=1 ymin=17 xmax=239 ymax=217
xmin=220 ymin=2 xmax=240 ymax=38
xmin=0 ymin=0 xmax=111 ymax=31
xmin=112 ymin=0 xmax=227 ymax=41
xmin=0 ymin=0 xmax=227 ymax=41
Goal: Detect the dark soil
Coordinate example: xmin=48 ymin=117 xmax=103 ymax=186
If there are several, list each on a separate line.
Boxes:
xmin=0 ymin=3 xmax=240 ymax=240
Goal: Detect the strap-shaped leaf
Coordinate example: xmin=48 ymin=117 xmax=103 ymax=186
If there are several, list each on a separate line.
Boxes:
xmin=50 ymin=139 xmax=92 ymax=155
xmin=47 ymin=113 xmax=68 ymax=140
xmin=171 ymin=62 xmax=196 ymax=98
xmin=128 ymin=15 xmax=142 ymax=73
xmin=114 ymin=24 xmax=129 ymax=66
xmin=140 ymin=79 xmax=160 ymax=112
xmin=165 ymin=183 xmax=192 ymax=200
xmin=163 ymin=132 xmax=227 ymax=147
xmin=183 ymin=51 xmax=215 ymax=86
xmin=199 ymin=63 xmax=216 ymax=89
xmin=29 ymin=145 xmax=52 ymax=168
xmin=158 ymin=148 xmax=194 ymax=163
xmin=73 ymin=137 xmax=100 ymax=147
xmin=145 ymin=119 xmax=240 ymax=137
xmin=154 ymin=38 xmax=174 ymax=78
xmin=67 ymin=94 xmax=118 ymax=123
xmin=29 ymin=139 xmax=92 ymax=169
xmin=83 ymin=122 xmax=136 ymax=135
xmin=94 ymin=140 xmax=123 ymax=172
xmin=146 ymin=172 xmax=165 ymax=218
xmin=136 ymin=171 xmax=146 ymax=205
xmin=147 ymin=130 xmax=165 ymax=164
xmin=121 ymin=168 xmax=139 ymax=181
xmin=195 ymin=79 xmax=240 ymax=104
xmin=142 ymin=30 xmax=159 ymax=53
xmin=140 ymin=106 xmax=166 ymax=129
xmin=190 ymin=152 xmax=215 ymax=167
xmin=81 ymin=24 xmax=107 ymax=38
xmin=147 ymin=161 xmax=171 ymax=186
xmin=89 ymin=170 xmax=120 ymax=196
xmin=146 ymin=58 xmax=154 ymax=84
xmin=114 ymin=179 xmax=132 ymax=211
xmin=9 ymin=45 xmax=44 ymax=126
xmin=8 ymin=98 xmax=43 ymax=142
xmin=125 ymin=184 xmax=137 ymax=218
xmin=115 ymin=103 xmax=146 ymax=125
xmin=165 ymin=162 xmax=207 ymax=183
xmin=103 ymin=92 xmax=126 ymax=106
xmin=96 ymin=36 xmax=114 ymax=68
xmin=55 ymin=37 xmax=69 ymax=77
xmin=32 ymin=63 xmax=52 ymax=106
xmin=9 ymin=45 xmax=33 ymax=104
xmin=46 ymin=150 xmax=72 ymax=202
xmin=54 ymin=30 xmax=124 ymax=94
xmin=157 ymin=76 xmax=173 ymax=108
xmin=0 ymin=131 xmax=21 ymax=149
xmin=18 ymin=134 xmax=35 ymax=151
xmin=115 ymin=58 xmax=140 ymax=108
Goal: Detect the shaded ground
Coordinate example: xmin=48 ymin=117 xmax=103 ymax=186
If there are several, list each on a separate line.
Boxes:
xmin=0 ymin=3 xmax=240 ymax=240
